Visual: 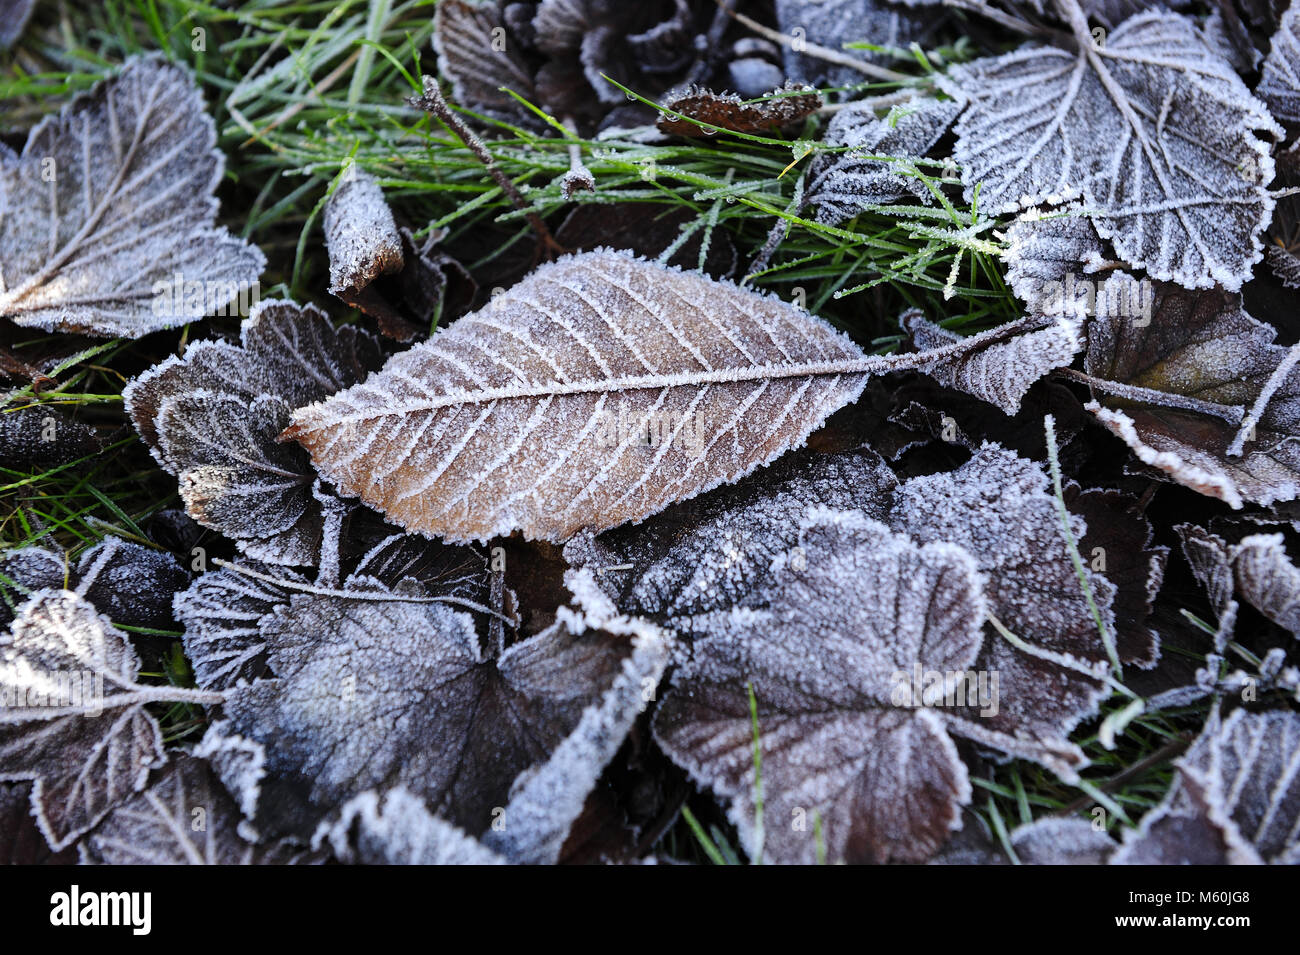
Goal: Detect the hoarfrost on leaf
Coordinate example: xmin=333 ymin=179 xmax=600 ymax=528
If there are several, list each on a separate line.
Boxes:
xmin=1259 ymin=3 xmax=1300 ymax=125
xmin=656 ymin=84 xmax=821 ymax=137
xmin=946 ymin=8 xmax=1281 ymax=289
xmin=124 ymin=300 xmax=385 ymax=564
xmin=81 ymin=755 xmax=323 ymax=865
xmin=284 ymin=249 xmax=883 ymax=543
xmin=0 ymin=56 xmax=266 ymax=336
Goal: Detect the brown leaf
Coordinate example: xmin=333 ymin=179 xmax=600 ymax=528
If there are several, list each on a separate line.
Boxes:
xmin=656 ymin=83 xmax=820 ymax=137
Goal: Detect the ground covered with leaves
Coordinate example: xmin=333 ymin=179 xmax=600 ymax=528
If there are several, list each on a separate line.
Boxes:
xmin=2 ymin=0 xmax=1299 ymax=866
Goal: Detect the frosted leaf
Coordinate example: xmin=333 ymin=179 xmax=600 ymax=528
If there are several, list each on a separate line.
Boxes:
xmin=125 ymin=300 xmax=384 ymax=564
xmin=0 ymin=0 xmax=36 ymax=49
xmin=1114 ymin=709 xmax=1300 ymax=864
xmin=655 ymin=510 xmax=984 ymax=864
xmin=1010 ymin=816 xmax=1115 ymax=864
xmin=1268 ymin=244 xmax=1300 ymax=288
xmin=1259 ymin=4 xmax=1300 ymax=124
xmin=1002 ymin=210 xmax=1109 ymax=317
xmin=433 ymin=0 xmax=540 ymax=130
xmin=324 ymin=170 xmax=403 ymax=313
xmin=562 ymin=446 xmax=898 ymax=621
xmin=215 ymin=569 xmax=638 ymax=838
xmin=1081 ymin=273 xmax=1300 ymax=509
xmin=900 ymin=310 xmax=1083 ymax=415
xmin=947 ymin=10 xmax=1281 ymax=289
xmin=932 ymin=814 xmax=1115 ymax=864
xmin=0 ymin=56 xmax=265 ymax=337
xmin=656 ymin=84 xmax=821 ymax=137
xmin=0 ymin=405 xmax=102 ymax=472
xmin=0 ymin=536 xmax=189 ymax=632
xmin=284 ymin=249 xmax=876 ymax=543
xmin=172 ymin=562 xmax=309 ymax=691
xmin=483 ymin=592 xmax=672 ymax=864
xmin=775 ymin=0 xmax=936 ymax=90
xmin=0 ymin=591 xmax=168 ymax=850
xmin=1176 ymin=525 xmax=1300 ymax=637
xmin=322 ymin=787 xmax=506 ymax=864
xmin=891 ymin=445 xmax=1130 ymax=773
xmin=804 ymin=97 xmax=963 ymax=225
xmin=80 ymin=755 xmax=322 ymax=865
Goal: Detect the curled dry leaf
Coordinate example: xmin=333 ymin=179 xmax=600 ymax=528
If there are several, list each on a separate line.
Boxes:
xmin=656 ymin=84 xmax=821 ymax=137
xmin=0 ymin=0 xmax=36 ymax=49
xmin=0 ymin=590 xmax=221 ymax=850
xmin=0 ymin=405 xmax=103 ymax=473
xmin=80 ymin=755 xmax=323 ymax=865
xmin=654 ymin=509 xmax=985 ymax=864
xmin=285 ymin=249 xmax=885 ymax=543
xmin=900 ymin=310 xmax=1083 ymax=416
xmin=124 ymin=300 xmax=385 ymax=565
xmin=946 ymin=8 xmax=1281 ymax=289
xmin=1113 ymin=709 xmax=1300 ymax=864
xmin=324 ymin=168 xmax=474 ymax=341
xmin=804 ymin=97 xmax=963 ymax=226
xmin=0 ymin=56 xmax=265 ymax=337
xmin=1081 ymin=273 xmax=1300 ymax=509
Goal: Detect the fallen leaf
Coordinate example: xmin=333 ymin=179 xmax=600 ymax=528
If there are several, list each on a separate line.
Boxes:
xmin=0 ymin=56 xmax=266 ymax=336
xmin=656 ymin=84 xmax=821 ymax=137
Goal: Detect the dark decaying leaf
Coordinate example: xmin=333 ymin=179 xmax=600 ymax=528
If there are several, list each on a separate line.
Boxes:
xmin=188 ymin=555 xmax=648 ymax=844
xmin=323 ymin=787 xmax=507 ymax=864
xmin=0 ymin=535 xmax=189 ymax=631
xmin=1081 ymin=273 xmax=1300 ymax=509
xmin=324 ymin=168 xmax=474 ymax=341
xmin=656 ymin=84 xmax=821 ymax=137
xmin=80 ymin=755 xmax=323 ymax=865
xmin=803 ymin=97 xmax=963 ymax=225
xmin=0 ymin=404 xmax=104 ymax=472
xmin=1259 ymin=3 xmax=1300 ymax=125
xmin=0 ymin=591 xmax=169 ymax=850
xmin=1176 ymin=524 xmax=1300 ymax=636
xmin=0 ymin=782 xmax=78 ymax=864
xmin=1113 ymin=709 xmax=1300 ymax=864
xmin=930 ymin=813 xmax=1115 ymax=865
xmin=124 ymin=300 xmax=385 ymax=564
xmin=900 ymin=310 xmax=1082 ymax=415
xmin=0 ymin=56 xmax=265 ymax=337
xmin=285 ymin=250 xmax=877 ymax=543
xmin=654 ymin=509 xmax=984 ymax=864
xmin=946 ymin=10 xmax=1281 ymax=289
xmin=433 ymin=0 xmax=540 ymax=130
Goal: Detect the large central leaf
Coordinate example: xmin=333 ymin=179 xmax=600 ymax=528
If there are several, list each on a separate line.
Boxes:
xmin=285 ymin=250 xmax=883 ymax=542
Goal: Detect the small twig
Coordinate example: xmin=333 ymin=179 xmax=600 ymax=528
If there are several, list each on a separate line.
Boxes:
xmin=1056 ymin=368 xmax=1246 ymax=425
xmin=410 ymin=76 xmax=563 ymax=257
xmin=944 ymin=0 xmax=1054 ymax=39
xmin=1052 ymin=733 xmax=1192 ymax=817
